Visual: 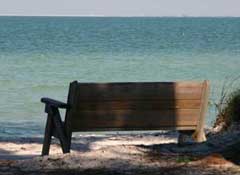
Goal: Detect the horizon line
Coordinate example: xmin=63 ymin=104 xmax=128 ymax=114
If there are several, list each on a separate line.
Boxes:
xmin=0 ymin=14 xmax=240 ymax=18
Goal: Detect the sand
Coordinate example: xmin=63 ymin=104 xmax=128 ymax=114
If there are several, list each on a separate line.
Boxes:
xmin=0 ymin=129 xmax=240 ymax=174
xmin=0 ymin=131 xmax=177 ymax=160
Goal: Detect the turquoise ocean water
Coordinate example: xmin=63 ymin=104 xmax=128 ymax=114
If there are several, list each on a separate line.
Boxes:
xmin=0 ymin=17 xmax=240 ymax=137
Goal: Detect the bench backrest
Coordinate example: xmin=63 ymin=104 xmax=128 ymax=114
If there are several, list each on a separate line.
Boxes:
xmin=64 ymin=81 xmax=209 ymax=132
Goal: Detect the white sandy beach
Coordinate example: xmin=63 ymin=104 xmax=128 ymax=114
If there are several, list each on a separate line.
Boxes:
xmin=0 ymin=131 xmax=177 ymax=160
xmin=0 ymin=127 xmax=240 ymax=175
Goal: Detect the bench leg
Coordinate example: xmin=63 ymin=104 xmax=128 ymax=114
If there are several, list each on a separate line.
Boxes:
xmin=66 ymin=132 xmax=72 ymax=152
xmin=42 ymin=106 xmax=71 ymax=155
xmin=192 ymin=129 xmax=206 ymax=142
xmin=178 ymin=131 xmax=194 ymax=146
xmin=42 ymin=114 xmax=54 ymax=156
xmin=51 ymin=107 xmax=70 ymax=154
xmin=178 ymin=130 xmax=206 ymax=146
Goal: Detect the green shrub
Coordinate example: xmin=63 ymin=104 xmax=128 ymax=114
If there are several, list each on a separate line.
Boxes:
xmin=214 ymin=87 xmax=240 ymax=131
xmin=176 ymin=156 xmax=193 ymax=163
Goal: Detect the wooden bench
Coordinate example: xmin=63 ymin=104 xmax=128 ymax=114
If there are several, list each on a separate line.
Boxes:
xmin=41 ymin=80 xmax=210 ymax=155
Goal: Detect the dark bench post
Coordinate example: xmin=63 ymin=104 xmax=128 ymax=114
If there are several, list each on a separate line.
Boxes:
xmin=42 ymin=112 xmax=54 ymax=155
xmin=41 ymin=98 xmax=71 ymax=156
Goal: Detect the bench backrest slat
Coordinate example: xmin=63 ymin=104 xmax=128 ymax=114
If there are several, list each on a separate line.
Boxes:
xmin=65 ymin=81 xmax=208 ymax=132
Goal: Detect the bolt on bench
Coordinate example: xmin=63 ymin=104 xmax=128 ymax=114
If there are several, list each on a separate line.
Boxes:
xmin=41 ymin=80 xmax=210 ymax=155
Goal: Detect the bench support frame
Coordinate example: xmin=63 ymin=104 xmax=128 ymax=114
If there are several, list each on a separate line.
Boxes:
xmin=192 ymin=80 xmax=209 ymax=142
xmin=41 ymin=81 xmax=210 ymax=156
xmin=178 ymin=80 xmax=209 ymax=144
xmin=41 ymin=99 xmax=71 ymax=156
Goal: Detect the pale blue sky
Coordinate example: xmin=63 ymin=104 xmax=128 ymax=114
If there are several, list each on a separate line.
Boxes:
xmin=0 ymin=0 xmax=239 ymax=17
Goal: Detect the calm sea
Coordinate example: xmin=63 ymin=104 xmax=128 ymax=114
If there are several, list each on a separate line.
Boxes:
xmin=0 ymin=17 xmax=240 ymax=137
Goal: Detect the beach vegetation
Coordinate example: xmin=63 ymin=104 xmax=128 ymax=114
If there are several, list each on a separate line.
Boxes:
xmin=214 ymin=76 xmax=240 ymax=131
xmin=176 ymin=156 xmax=193 ymax=163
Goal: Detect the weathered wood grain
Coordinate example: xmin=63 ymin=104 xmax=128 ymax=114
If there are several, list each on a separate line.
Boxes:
xmin=71 ymin=109 xmax=199 ymax=131
xmin=74 ymin=82 xmax=203 ymax=101
xmin=75 ymin=100 xmax=201 ymax=110
xmin=192 ymin=80 xmax=210 ymax=142
xmin=41 ymin=80 xmax=209 ymax=155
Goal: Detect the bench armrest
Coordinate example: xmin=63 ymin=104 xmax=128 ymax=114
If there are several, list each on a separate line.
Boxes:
xmin=41 ymin=97 xmax=69 ymax=109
